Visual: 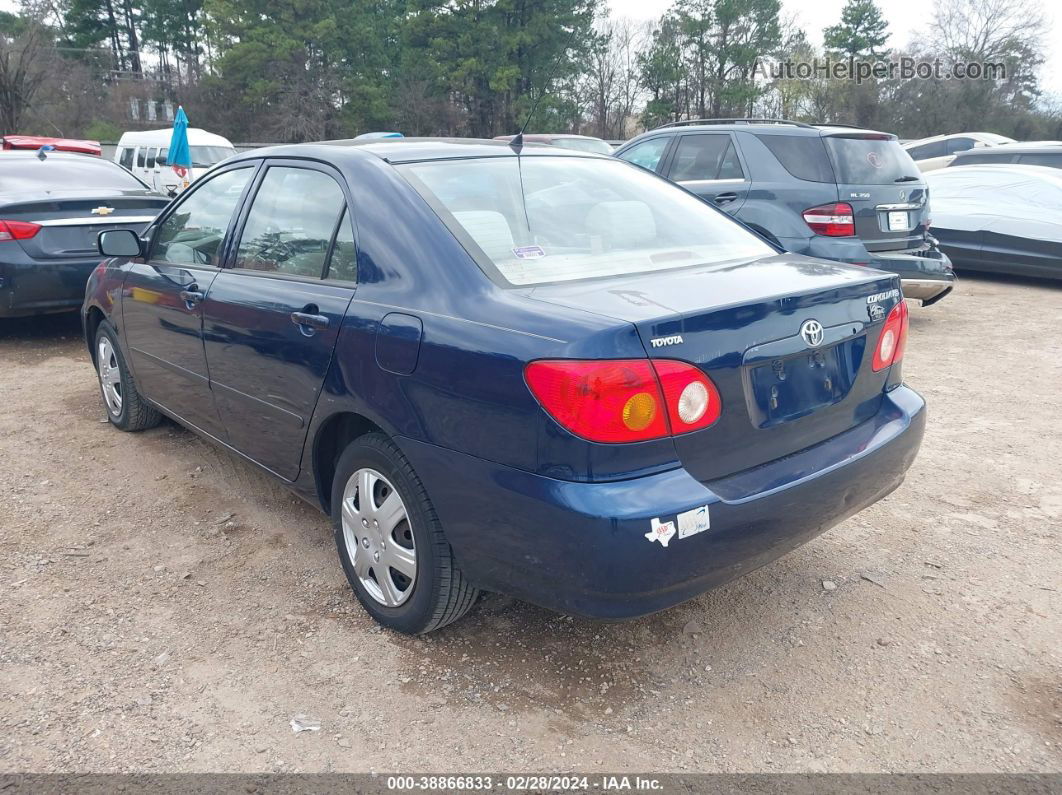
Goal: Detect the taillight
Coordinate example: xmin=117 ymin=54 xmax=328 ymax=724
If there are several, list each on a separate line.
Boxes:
xmin=0 ymin=220 xmax=41 ymax=242
xmin=872 ymin=300 xmax=909 ymax=372
xmin=652 ymin=359 xmax=722 ymax=434
xmin=802 ymin=202 xmax=855 ymax=237
xmin=524 ymin=359 xmax=721 ymax=443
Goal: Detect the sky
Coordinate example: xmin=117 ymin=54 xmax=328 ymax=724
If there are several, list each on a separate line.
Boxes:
xmin=607 ymin=0 xmax=1062 ymax=100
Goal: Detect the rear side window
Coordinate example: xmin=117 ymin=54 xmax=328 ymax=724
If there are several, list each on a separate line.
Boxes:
xmin=754 ymin=135 xmax=835 ymax=182
xmin=136 ymin=148 xmax=145 ymax=168
xmin=823 ymin=136 xmax=918 ymax=185
xmin=152 ymin=167 xmax=253 ymax=265
xmin=146 ymin=148 xmax=157 ymax=169
xmin=907 ymin=140 xmax=947 ymax=160
xmin=326 ymin=208 xmax=357 ymax=282
xmin=1017 ymin=153 xmax=1062 ymax=168
xmin=234 ymin=167 xmax=347 ymax=278
xmin=618 ymin=137 xmax=669 ymax=172
xmin=669 ymin=135 xmax=743 ymax=181
xmin=119 ymin=148 xmax=134 ymax=170
xmin=946 ymin=137 xmax=976 ymax=155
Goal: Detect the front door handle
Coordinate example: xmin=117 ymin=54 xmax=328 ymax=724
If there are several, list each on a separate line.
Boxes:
xmin=291 ymin=311 xmax=329 ymax=331
xmin=179 ymin=287 xmax=204 ymax=307
xmin=713 ymin=192 xmax=739 ymax=205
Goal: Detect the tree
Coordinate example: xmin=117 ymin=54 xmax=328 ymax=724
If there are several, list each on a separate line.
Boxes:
xmin=823 ymin=0 xmax=888 ymax=58
xmin=0 ymin=18 xmax=52 ymax=132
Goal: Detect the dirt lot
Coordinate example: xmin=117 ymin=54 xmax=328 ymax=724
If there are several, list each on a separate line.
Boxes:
xmin=1 ymin=274 xmax=1060 ymax=774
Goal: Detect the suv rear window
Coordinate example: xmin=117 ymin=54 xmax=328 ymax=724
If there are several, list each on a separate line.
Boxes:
xmin=823 ymin=136 xmax=919 ymax=185
xmin=754 ymin=135 xmax=835 ymax=182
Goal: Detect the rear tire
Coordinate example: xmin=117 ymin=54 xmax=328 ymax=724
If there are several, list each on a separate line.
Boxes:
xmin=332 ymin=433 xmax=479 ymax=634
xmin=94 ymin=321 xmax=161 ymax=432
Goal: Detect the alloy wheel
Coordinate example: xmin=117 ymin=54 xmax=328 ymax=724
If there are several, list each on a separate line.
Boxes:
xmin=97 ymin=337 xmax=123 ymax=416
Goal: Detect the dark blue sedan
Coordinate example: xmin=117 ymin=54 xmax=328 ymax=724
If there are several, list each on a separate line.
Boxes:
xmin=83 ymin=139 xmax=925 ymax=634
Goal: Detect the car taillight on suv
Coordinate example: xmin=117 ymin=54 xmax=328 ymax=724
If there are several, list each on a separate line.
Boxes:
xmin=525 ymin=359 xmax=722 ymax=443
xmin=802 ymin=202 xmax=855 ymax=237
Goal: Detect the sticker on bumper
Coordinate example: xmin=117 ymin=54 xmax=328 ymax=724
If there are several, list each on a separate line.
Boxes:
xmin=645 ymin=517 xmax=676 ymax=547
xmin=677 ymin=505 xmax=710 ymax=539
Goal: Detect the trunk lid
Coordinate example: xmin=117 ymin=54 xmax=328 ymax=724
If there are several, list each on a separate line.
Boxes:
xmin=821 ymin=132 xmax=930 ymax=253
xmin=2 ymin=191 xmax=167 ymax=260
xmin=526 ymin=254 xmax=902 ymax=482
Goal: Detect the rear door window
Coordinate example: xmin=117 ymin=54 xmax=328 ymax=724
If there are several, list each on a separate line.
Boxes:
xmin=755 ymin=134 xmax=835 ymax=182
xmin=668 ymin=134 xmax=742 ymax=181
xmin=152 ymin=167 xmax=254 ymax=265
xmin=823 ymin=136 xmax=919 ymax=185
xmin=617 ymin=137 xmax=669 ymax=172
xmin=234 ymin=166 xmax=348 ymax=278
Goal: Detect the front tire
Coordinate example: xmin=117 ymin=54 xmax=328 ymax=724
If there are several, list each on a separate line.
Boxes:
xmin=95 ymin=321 xmax=161 ymax=432
xmin=332 ymin=433 xmax=479 ymax=633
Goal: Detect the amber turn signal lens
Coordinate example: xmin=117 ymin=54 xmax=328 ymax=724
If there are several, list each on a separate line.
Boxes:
xmin=622 ymin=392 xmax=657 ymax=431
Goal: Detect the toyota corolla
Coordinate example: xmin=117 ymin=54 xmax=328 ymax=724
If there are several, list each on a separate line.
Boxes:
xmin=82 ymin=139 xmax=925 ymax=634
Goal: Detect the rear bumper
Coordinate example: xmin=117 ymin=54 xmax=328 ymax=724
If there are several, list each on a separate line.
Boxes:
xmin=398 ymin=385 xmax=926 ymax=620
xmin=788 ymin=236 xmax=956 ymax=306
xmin=0 ymin=256 xmax=99 ymax=318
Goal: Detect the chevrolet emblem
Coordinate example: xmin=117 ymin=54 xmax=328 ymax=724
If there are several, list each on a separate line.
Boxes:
xmin=91 ymin=206 xmax=115 ymax=216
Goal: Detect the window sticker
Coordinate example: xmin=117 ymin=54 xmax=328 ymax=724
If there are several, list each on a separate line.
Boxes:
xmin=512 ymin=245 xmax=546 ymax=259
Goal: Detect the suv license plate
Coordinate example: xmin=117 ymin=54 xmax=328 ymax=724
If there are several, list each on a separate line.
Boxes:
xmin=887 ymin=211 xmax=909 ymax=231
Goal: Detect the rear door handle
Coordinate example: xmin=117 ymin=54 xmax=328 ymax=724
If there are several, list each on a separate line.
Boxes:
xmin=713 ymin=192 xmax=739 ymax=204
xmin=291 ymin=311 xmax=329 ymax=330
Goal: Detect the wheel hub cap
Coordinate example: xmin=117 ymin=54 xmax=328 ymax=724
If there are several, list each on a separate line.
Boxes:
xmin=97 ymin=338 xmax=123 ymax=416
xmin=340 ymin=468 xmax=416 ymax=607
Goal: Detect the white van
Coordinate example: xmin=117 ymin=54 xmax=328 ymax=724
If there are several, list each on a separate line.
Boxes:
xmin=114 ymin=128 xmax=237 ymax=195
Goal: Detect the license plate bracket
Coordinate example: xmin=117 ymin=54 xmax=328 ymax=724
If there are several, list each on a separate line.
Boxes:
xmin=748 ymin=344 xmax=855 ymax=428
xmin=887 ymin=210 xmax=909 ymax=231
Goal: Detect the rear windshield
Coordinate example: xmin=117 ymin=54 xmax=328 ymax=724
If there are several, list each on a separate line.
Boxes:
xmin=398 ymin=156 xmax=773 ymax=286
xmin=0 ymin=156 xmax=149 ymax=192
xmin=823 ymin=136 xmax=920 ymax=185
xmin=754 ymin=134 xmax=835 ymax=182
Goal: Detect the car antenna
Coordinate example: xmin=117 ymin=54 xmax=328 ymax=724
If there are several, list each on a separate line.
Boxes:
xmin=510 ymin=26 xmax=578 ymax=153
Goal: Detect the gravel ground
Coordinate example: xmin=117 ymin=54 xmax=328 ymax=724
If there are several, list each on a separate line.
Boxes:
xmin=0 ymin=274 xmax=1059 ymax=774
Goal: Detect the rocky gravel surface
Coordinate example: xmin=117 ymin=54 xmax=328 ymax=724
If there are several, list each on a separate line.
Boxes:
xmin=0 ymin=274 xmax=1059 ymax=773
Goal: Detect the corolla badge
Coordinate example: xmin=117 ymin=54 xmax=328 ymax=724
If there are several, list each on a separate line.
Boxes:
xmin=800 ymin=319 xmax=824 ymax=347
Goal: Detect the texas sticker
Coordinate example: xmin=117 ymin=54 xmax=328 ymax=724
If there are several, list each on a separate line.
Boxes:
xmin=645 ymin=517 xmax=677 ymax=547
xmin=676 ymin=505 xmax=710 ymax=539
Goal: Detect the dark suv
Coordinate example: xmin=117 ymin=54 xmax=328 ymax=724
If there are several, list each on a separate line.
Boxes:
xmin=615 ymin=119 xmax=955 ymax=305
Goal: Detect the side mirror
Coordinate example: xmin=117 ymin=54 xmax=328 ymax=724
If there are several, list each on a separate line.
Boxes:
xmin=98 ymin=229 xmax=143 ymax=257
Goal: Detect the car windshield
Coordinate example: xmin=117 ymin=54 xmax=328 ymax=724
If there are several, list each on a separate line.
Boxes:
xmin=0 ymin=156 xmax=149 ymax=192
xmin=398 ymin=156 xmax=773 ymax=286
xmin=158 ymin=145 xmax=237 ymax=168
xmin=824 ymin=136 xmax=919 ymax=185
xmin=552 ymin=138 xmax=614 ymax=155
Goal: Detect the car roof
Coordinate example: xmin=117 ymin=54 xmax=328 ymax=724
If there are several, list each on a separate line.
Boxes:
xmin=932 ymin=163 xmax=1062 ymax=178
xmin=230 ymin=137 xmax=610 ymax=165
xmin=624 ymin=122 xmax=893 ymax=141
xmin=116 ymin=128 xmax=234 ymax=147
xmin=903 ymin=132 xmax=1011 ymax=146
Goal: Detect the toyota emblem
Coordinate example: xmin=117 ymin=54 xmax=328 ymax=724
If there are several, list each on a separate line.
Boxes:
xmin=800 ymin=319 xmax=824 ymax=347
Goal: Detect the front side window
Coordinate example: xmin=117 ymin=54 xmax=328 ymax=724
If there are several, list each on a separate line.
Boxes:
xmin=399 ymin=156 xmax=773 ymax=286
xmin=152 ymin=167 xmax=253 ymax=265
xmin=234 ymin=167 xmax=347 ymax=278
xmin=618 ymin=137 xmax=669 ymax=172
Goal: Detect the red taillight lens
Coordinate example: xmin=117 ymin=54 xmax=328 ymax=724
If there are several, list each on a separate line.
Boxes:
xmin=872 ymin=300 xmax=909 ymax=372
xmin=0 ymin=220 xmax=41 ymax=242
xmin=652 ymin=359 xmax=722 ymax=434
xmin=802 ymin=202 xmax=855 ymax=237
xmin=524 ymin=359 xmax=722 ymax=443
